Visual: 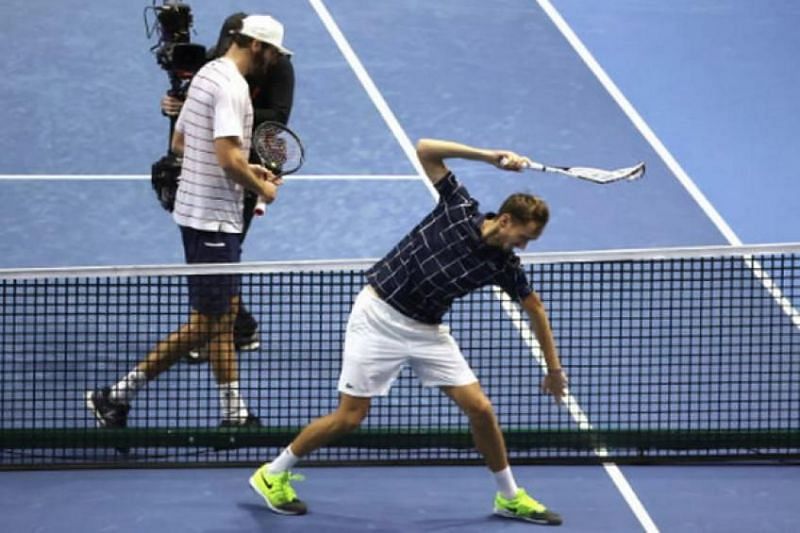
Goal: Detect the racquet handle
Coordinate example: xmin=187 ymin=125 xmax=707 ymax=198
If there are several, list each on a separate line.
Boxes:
xmin=254 ymin=161 xmax=283 ymax=217
xmin=254 ymin=199 xmax=266 ymax=216
xmin=500 ymin=156 xmax=544 ymax=172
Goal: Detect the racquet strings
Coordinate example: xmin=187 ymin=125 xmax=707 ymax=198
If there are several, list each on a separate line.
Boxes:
xmin=253 ymin=124 xmax=303 ymax=174
xmin=566 ymin=162 xmax=645 ymax=183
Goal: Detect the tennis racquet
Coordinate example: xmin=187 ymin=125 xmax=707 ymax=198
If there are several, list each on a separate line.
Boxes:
xmin=252 ymin=121 xmax=305 ymax=216
xmin=507 ymin=157 xmax=645 ymax=184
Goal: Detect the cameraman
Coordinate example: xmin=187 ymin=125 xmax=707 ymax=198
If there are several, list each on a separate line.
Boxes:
xmin=163 ymin=12 xmax=295 ymax=355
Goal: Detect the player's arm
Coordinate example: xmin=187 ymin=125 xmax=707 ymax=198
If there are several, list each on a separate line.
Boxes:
xmin=519 ymin=291 xmax=568 ymax=402
xmin=415 ymin=138 xmax=531 ymax=185
xmin=215 ymin=136 xmax=279 ymax=204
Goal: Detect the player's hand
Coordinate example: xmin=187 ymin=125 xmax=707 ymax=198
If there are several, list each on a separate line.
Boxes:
xmin=250 ymin=164 xmax=283 ymax=186
xmin=541 ymin=368 xmax=568 ymax=404
xmin=161 ymin=95 xmax=184 ymax=117
xmin=493 ymin=151 xmax=532 ymax=171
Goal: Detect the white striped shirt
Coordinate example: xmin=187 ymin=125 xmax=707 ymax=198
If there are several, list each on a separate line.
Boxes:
xmin=172 ymin=58 xmax=254 ymax=233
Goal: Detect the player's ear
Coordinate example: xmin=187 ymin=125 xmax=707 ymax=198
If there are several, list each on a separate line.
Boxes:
xmin=497 ymin=213 xmax=512 ymax=227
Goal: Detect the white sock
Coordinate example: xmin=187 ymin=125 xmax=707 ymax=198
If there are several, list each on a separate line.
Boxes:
xmin=219 ymin=381 xmax=248 ymax=422
xmin=109 ymin=369 xmax=147 ymax=404
xmin=493 ymin=466 xmax=519 ymax=499
xmin=268 ymin=446 xmax=299 ymax=474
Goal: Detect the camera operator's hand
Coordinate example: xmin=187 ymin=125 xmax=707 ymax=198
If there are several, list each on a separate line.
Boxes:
xmin=161 ymin=95 xmax=184 ymax=117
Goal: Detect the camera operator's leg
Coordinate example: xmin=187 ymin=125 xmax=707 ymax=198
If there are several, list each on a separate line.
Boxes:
xmin=234 ymin=301 xmax=260 ymax=350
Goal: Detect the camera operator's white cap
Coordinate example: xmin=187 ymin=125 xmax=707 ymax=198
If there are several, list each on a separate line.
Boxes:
xmin=239 ymin=15 xmax=292 ymax=56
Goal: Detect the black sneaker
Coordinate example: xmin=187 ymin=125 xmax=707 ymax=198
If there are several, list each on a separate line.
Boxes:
xmin=234 ymin=328 xmax=261 ymax=351
xmin=184 ymin=330 xmax=259 ymax=363
xmin=216 ymin=414 xmax=261 ymax=450
xmin=219 ymin=413 xmax=262 ymax=428
xmin=85 ymin=387 xmax=130 ymax=429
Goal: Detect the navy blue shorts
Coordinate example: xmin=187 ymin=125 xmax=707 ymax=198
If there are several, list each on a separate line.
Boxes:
xmin=180 ymin=226 xmax=242 ymax=316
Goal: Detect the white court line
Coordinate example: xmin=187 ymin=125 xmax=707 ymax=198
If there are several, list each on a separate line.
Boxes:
xmin=0 ymin=175 xmax=150 ymax=181
xmin=307 ymin=0 xmax=438 ymax=198
xmin=311 ymin=0 xmax=658 ymax=531
xmin=495 ymin=289 xmax=660 ymax=533
xmin=535 ymin=1 xmax=799 ymax=331
xmin=536 ymin=0 xmax=738 ymax=246
xmin=532 ymin=2 xmax=688 ymax=530
xmin=0 ymin=174 xmax=421 ymax=181
xmin=536 ymin=0 xmax=800 ymax=529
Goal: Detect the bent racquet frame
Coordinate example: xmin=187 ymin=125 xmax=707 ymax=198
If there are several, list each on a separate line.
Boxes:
xmin=519 ymin=159 xmax=645 ymax=184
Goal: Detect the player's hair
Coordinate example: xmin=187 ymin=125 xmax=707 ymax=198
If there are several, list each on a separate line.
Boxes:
xmin=231 ymin=32 xmax=257 ymax=49
xmin=209 ymin=12 xmax=247 ymax=59
xmin=499 ymin=193 xmax=549 ymax=226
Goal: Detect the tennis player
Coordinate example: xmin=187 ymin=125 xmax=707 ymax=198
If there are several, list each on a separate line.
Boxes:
xmin=249 ymin=139 xmax=568 ymax=525
xmin=161 ymin=11 xmax=296 ymax=358
xmin=86 ymin=15 xmax=289 ymax=430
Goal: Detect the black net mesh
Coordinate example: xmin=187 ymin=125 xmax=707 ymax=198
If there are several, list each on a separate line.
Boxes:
xmin=1 ymin=245 xmax=798 ymax=468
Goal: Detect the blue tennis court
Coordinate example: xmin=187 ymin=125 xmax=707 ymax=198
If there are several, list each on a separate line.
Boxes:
xmin=1 ymin=1 xmax=799 ymax=531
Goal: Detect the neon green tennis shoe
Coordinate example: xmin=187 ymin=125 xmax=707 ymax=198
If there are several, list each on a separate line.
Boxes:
xmin=494 ymin=488 xmax=562 ymax=525
xmin=249 ymin=463 xmax=307 ymax=515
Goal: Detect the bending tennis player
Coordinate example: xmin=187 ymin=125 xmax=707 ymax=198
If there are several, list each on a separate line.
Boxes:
xmin=250 ymin=139 xmax=568 ymax=525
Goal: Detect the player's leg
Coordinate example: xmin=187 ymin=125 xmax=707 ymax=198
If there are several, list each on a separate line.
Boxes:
xmin=443 ymin=383 xmax=562 ymax=525
xmin=87 ymin=226 xmax=242 ymax=428
xmin=200 ymin=242 xmax=259 ymax=427
xmin=411 ymin=323 xmax=562 ymax=526
xmin=292 ymin=393 xmax=371 ymax=456
xmin=85 ymin=308 xmax=212 ymax=429
xmin=205 ymin=295 xmax=259 ymax=426
xmin=185 ymin=217 xmax=259 ymax=361
xmin=250 ymin=286 xmax=405 ymax=515
xmin=442 ymin=383 xmax=507 ymax=469
xmin=249 ymin=392 xmax=371 ymax=515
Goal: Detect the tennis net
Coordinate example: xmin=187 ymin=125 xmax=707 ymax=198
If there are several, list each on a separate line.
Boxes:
xmin=1 ymin=243 xmax=798 ymax=468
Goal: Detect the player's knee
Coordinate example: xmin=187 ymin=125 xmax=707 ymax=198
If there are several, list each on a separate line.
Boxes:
xmin=339 ymin=416 xmax=362 ymax=433
xmin=336 ymin=404 xmax=369 ymax=431
xmin=331 ymin=413 xmax=361 ymax=433
xmin=464 ymin=397 xmax=496 ymax=424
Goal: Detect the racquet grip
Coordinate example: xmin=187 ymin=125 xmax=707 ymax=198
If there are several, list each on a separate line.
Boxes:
xmin=501 ymin=157 xmax=545 ymax=172
xmin=254 ymin=199 xmax=266 ymax=216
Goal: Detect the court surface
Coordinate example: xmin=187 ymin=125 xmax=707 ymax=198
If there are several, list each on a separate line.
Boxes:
xmin=1 ymin=1 xmax=798 ymax=531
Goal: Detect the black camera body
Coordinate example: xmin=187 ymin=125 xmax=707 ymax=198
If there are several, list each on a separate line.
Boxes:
xmin=150 ymin=152 xmax=183 ymax=212
xmin=147 ymin=1 xmax=206 ymax=97
xmin=146 ymin=1 xmax=207 ymax=212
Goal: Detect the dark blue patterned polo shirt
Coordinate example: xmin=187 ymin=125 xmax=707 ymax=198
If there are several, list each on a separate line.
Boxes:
xmin=366 ymin=172 xmax=532 ymax=324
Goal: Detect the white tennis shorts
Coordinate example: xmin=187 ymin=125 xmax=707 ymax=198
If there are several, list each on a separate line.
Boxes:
xmin=337 ymin=286 xmax=478 ymax=397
